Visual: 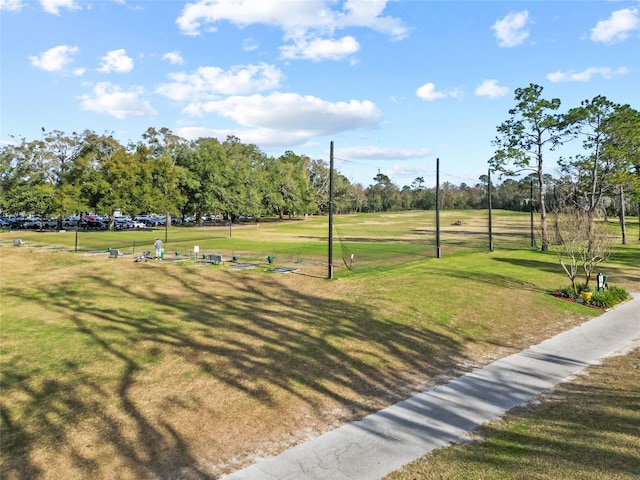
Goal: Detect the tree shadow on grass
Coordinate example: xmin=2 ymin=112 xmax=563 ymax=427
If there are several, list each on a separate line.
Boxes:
xmin=419 ymin=352 xmax=640 ymax=479
xmin=1 ymin=262 xmax=464 ymax=479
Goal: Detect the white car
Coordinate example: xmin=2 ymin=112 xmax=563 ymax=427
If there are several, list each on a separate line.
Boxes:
xmin=129 ymin=220 xmax=146 ymax=229
xmin=134 ymin=215 xmax=159 ymax=226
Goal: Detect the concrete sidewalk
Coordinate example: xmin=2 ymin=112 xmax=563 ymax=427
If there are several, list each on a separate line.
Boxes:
xmin=222 ymin=295 xmax=640 ymax=480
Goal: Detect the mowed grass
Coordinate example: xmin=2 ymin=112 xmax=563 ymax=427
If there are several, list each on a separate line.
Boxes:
xmin=385 ymin=346 xmax=640 ymax=480
xmin=1 ymin=211 xmax=638 ymax=479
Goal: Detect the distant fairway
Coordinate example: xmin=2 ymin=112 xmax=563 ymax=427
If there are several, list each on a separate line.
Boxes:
xmin=3 ymin=209 xmax=538 ymax=275
xmin=1 ymin=210 xmax=638 ymax=479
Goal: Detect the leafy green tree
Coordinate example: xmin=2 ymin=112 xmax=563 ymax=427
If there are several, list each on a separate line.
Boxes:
xmin=366 ymin=173 xmax=397 ymax=212
xmin=263 ymin=151 xmax=314 ymax=219
xmin=222 ymin=136 xmax=266 ymax=220
xmin=179 ymin=137 xmax=230 ymax=224
xmin=135 ymin=127 xmax=188 ymax=225
xmin=602 ymin=104 xmax=640 ymax=242
xmin=491 ymin=84 xmax=569 ymax=251
xmin=0 ymin=136 xmax=55 ymax=220
xmin=560 ymin=96 xmax=621 ymax=246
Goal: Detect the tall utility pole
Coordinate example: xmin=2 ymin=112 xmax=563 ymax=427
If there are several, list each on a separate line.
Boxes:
xmin=328 ymin=141 xmax=334 ymax=279
xmin=488 ymin=169 xmax=493 ymax=252
xmin=436 ymin=157 xmax=441 ymax=258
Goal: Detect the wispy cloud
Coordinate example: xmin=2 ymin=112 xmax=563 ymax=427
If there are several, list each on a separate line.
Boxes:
xmin=157 ymin=62 xmax=283 ymax=102
xmin=547 ymin=66 xmax=628 ymax=83
xmin=78 ymin=82 xmax=157 ymax=119
xmin=162 ymin=51 xmax=184 ymax=65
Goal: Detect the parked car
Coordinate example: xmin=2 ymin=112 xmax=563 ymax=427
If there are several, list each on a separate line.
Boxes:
xmin=134 ymin=215 xmax=159 ymax=226
xmin=20 ymin=217 xmax=41 ymax=229
xmin=129 ymin=220 xmax=146 ymax=229
xmin=42 ymin=218 xmax=58 ymax=229
xmin=63 ymin=216 xmax=79 ymax=228
xmin=81 ymin=219 xmax=108 ymax=230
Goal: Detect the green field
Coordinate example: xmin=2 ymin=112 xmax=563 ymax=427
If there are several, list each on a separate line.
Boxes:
xmin=2 ymin=209 xmax=556 ymax=271
xmin=1 ymin=210 xmax=638 ymax=479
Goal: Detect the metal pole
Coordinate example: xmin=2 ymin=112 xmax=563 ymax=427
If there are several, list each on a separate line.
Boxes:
xmin=165 ymin=212 xmax=168 ymax=244
xmin=530 ymin=180 xmax=535 ymax=248
xmin=75 ymin=213 xmax=82 ymax=252
xmin=436 ymin=157 xmax=441 ymax=258
xmin=328 ymin=141 xmax=334 ymax=279
xmin=488 ymin=169 xmax=493 ymax=252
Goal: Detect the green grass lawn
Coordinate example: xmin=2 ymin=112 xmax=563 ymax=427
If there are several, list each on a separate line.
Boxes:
xmin=385 ymin=347 xmax=640 ymax=480
xmin=1 ymin=210 xmax=638 ymax=479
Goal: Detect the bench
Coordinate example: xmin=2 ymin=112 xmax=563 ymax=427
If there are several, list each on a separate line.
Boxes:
xmin=108 ymin=248 xmax=124 ymax=258
xmin=13 ymin=239 xmax=25 ymax=247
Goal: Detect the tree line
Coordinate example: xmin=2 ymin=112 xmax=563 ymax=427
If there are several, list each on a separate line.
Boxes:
xmin=1 ymin=84 xmax=638 ymax=236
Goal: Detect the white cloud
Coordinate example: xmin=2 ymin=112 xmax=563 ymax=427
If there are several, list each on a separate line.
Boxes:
xmin=416 ymin=82 xmax=460 ymax=101
xmin=157 ymin=63 xmax=283 ymax=102
xmin=338 ymin=145 xmax=433 ymax=160
xmin=474 ymin=79 xmax=509 ymax=98
xmin=177 ymin=0 xmax=408 ymax=37
xmin=175 ymin=0 xmax=408 ymax=61
xmin=280 ymin=35 xmax=359 ymax=61
xmin=185 ymin=92 xmax=380 ymax=136
xmin=29 ymin=45 xmax=79 ymax=72
xmin=547 ymin=66 xmax=628 ymax=83
xmin=0 ymin=0 xmax=23 ymax=11
xmin=242 ymin=38 xmax=259 ymax=51
xmin=78 ymin=82 xmax=157 ymax=119
xmin=590 ymin=8 xmax=639 ymax=44
xmin=335 ymin=0 xmax=410 ymax=40
xmin=98 ymin=49 xmax=134 ymax=73
xmin=491 ymin=10 xmax=530 ymax=47
xmin=175 ymin=126 xmax=314 ymax=147
xmin=40 ymin=0 xmax=79 ymax=15
xmin=162 ymin=51 xmax=184 ymax=65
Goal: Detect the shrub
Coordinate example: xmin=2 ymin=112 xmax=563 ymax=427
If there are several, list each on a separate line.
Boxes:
xmin=590 ymin=286 xmax=630 ymax=308
xmin=576 ymin=283 xmax=590 ymax=294
xmin=558 ymin=285 xmax=577 ymax=299
xmin=609 ymin=285 xmax=631 ymax=302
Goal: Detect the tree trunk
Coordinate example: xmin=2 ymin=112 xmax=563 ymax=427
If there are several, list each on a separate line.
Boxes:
xmin=618 ymin=186 xmax=626 ymax=245
xmin=538 ymin=165 xmax=549 ymax=252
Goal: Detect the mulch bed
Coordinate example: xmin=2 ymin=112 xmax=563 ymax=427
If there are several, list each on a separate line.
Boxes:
xmin=550 ymin=292 xmax=606 ymax=310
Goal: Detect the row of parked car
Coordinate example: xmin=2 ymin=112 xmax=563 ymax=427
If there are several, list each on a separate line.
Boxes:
xmin=0 ymin=214 xmax=169 ymax=230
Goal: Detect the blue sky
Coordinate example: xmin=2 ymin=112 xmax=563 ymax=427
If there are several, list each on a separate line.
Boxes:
xmin=1 ymin=0 xmax=639 ymax=188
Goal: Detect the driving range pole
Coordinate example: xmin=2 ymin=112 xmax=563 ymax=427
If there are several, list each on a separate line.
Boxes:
xmin=436 ymin=157 xmax=441 ymax=258
xmin=488 ymin=168 xmax=494 ymax=252
xmin=328 ymin=141 xmax=334 ymax=279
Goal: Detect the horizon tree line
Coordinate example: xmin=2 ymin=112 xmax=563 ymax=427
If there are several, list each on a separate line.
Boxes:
xmin=1 ymin=85 xmax=638 ymax=244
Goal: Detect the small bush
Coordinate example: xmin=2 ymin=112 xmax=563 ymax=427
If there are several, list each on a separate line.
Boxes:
xmin=556 ymin=284 xmax=629 ymax=308
xmin=557 ymin=285 xmax=577 ymax=299
xmin=609 ymin=285 xmax=630 ymax=302
xmin=575 ymin=283 xmax=590 ymax=294
xmin=590 ymin=286 xmax=630 ymax=308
